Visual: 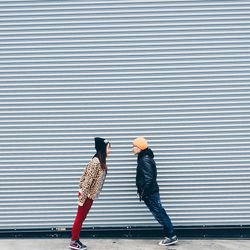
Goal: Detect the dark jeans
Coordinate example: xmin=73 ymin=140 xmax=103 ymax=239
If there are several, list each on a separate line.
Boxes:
xmin=143 ymin=192 xmax=175 ymax=238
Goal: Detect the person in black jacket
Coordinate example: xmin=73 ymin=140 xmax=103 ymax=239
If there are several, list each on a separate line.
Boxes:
xmin=132 ymin=137 xmax=178 ymax=246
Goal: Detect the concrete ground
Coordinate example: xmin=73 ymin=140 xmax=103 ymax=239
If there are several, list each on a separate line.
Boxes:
xmin=0 ymin=238 xmax=250 ymax=250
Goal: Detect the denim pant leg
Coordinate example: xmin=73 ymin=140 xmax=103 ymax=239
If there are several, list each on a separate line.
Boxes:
xmin=143 ymin=192 xmax=175 ymax=238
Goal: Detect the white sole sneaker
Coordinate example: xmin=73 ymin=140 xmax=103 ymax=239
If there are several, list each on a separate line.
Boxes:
xmin=158 ymin=238 xmax=178 ymax=246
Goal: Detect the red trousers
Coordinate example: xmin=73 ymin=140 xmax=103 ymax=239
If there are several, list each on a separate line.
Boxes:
xmin=71 ymin=198 xmax=93 ymax=240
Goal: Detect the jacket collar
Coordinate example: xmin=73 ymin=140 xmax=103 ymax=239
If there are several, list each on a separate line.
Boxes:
xmin=138 ymin=148 xmax=154 ymax=159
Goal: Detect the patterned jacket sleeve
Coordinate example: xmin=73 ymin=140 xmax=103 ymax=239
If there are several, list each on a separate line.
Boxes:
xmin=78 ymin=158 xmax=99 ymax=205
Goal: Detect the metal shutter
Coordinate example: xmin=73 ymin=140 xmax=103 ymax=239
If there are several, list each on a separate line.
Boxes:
xmin=0 ymin=0 xmax=250 ymax=230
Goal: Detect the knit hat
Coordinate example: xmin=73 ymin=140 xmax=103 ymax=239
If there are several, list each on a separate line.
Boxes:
xmin=133 ymin=137 xmax=148 ymax=150
xmin=94 ymin=137 xmax=109 ymax=151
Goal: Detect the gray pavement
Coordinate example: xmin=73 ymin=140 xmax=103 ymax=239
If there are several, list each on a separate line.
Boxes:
xmin=0 ymin=238 xmax=250 ymax=250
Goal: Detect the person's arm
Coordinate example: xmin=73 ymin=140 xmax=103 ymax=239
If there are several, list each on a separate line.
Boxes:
xmin=140 ymin=157 xmax=154 ymax=197
xmin=78 ymin=159 xmax=98 ymax=205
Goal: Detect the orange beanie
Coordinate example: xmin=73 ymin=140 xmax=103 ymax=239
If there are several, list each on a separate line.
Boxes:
xmin=133 ymin=137 xmax=148 ymax=150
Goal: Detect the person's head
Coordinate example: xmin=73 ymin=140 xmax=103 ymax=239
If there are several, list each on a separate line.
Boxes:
xmin=94 ymin=137 xmax=111 ymax=171
xmin=132 ymin=137 xmax=148 ymax=155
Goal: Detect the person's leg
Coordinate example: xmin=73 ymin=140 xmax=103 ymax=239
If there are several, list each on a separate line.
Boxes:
xmin=143 ymin=192 xmax=175 ymax=238
xmin=71 ymin=198 xmax=93 ymax=241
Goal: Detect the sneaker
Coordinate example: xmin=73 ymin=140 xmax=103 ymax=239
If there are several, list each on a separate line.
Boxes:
xmin=158 ymin=235 xmax=178 ymax=246
xmin=69 ymin=240 xmax=87 ymax=250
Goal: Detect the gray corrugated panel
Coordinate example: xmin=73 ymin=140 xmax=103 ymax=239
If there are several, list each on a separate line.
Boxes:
xmin=0 ymin=0 xmax=250 ymax=230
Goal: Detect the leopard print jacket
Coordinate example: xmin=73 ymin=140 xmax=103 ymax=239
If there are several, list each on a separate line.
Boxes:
xmin=78 ymin=157 xmax=106 ymax=206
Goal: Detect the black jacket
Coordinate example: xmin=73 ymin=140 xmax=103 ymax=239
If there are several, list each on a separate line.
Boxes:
xmin=136 ymin=148 xmax=159 ymax=200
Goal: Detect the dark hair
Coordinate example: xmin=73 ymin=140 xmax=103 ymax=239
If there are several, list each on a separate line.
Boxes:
xmin=94 ymin=143 xmax=110 ymax=172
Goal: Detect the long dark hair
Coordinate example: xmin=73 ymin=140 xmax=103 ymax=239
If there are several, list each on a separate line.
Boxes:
xmin=94 ymin=143 xmax=110 ymax=172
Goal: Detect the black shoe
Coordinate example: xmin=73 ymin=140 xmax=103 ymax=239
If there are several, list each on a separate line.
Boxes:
xmin=158 ymin=235 xmax=178 ymax=246
xmin=69 ymin=240 xmax=87 ymax=250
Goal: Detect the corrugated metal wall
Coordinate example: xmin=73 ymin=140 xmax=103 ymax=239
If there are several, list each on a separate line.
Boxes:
xmin=0 ymin=0 xmax=250 ymax=230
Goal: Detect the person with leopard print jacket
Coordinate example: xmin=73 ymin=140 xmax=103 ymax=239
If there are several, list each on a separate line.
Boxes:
xmin=70 ymin=137 xmax=111 ymax=250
